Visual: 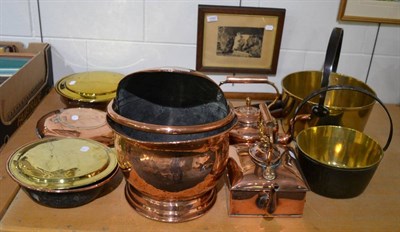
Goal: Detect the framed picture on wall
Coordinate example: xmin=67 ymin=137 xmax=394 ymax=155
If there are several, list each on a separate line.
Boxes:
xmin=196 ymin=5 xmax=286 ymax=74
xmin=338 ymin=0 xmax=400 ymax=24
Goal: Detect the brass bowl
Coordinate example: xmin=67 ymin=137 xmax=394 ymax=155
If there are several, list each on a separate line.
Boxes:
xmin=296 ymin=126 xmax=383 ymax=198
xmin=281 ymin=71 xmax=376 ymax=136
xmin=55 ymin=71 xmax=124 ymax=110
xmin=7 ymin=137 xmax=119 ymax=207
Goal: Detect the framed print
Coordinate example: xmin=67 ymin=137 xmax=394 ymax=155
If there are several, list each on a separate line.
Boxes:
xmin=338 ymin=0 xmax=400 ymax=24
xmin=196 ymin=5 xmax=286 ymax=74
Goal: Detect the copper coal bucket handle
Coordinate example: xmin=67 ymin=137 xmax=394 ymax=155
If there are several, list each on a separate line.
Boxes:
xmin=219 ymin=75 xmax=280 ymax=109
xmin=293 ymin=85 xmax=393 ymax=151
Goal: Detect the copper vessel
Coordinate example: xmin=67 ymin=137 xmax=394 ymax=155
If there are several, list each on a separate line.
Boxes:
xmin=229 ymin=97 xmax=261 ymax=145
xmin=219 ymin=75 xmax=279 ymax=145
xmin=36 ymin=107 xmax=114 ymax=146
xmin=107 ymin=68 xmax=237 ymax=222
xmin=226 ymin=103 xmax=308 ymax=217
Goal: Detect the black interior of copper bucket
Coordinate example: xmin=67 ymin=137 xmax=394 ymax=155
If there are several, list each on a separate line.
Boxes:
xmin=110 ymin=71 xmax=237 ymax=142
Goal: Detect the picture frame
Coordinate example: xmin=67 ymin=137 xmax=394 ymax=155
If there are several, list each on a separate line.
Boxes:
xmin=196 ymin=5 xmax=286 ymax=74
xmin=338 ymin=0 xmax=400 ymax=25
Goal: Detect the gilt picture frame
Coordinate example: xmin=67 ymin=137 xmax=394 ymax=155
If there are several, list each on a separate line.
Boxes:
xmin=196 ymin=5 xmax=286 ymax=74
xmin=338 ymin=0 xmax=400 ymax=24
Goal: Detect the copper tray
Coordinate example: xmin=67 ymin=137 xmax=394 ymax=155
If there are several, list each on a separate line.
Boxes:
xmin=36 ymin=107 xmax=114 ymax=146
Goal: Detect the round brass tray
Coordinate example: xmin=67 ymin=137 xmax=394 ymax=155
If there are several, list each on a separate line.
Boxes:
xmin=55 ymin=71 xmax=124 ymax=103
xmin=7 ymin=137 xmax=118 ymax=190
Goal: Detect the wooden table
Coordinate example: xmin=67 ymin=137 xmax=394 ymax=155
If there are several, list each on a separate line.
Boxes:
xmin=0 ymin=89 xmax=399 ymax=231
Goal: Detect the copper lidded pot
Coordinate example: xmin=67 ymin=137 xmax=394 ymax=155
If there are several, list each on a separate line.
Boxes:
xmin=107 ymin=67 xmax=237 ymax=222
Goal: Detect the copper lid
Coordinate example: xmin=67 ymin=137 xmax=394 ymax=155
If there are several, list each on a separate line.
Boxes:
xmin=7 ymin=137 xmax=118 ymax=190
xmin=234 ymin=97 xmax=260 ymax=124
xmin=229 ymin=98 xmax=261 ymax=144
xmin=36 ymin=108 xmax=114 ymax=146
xmin=55 ymin=71 xmax=124 ymax=103
xmin=227 ymin=145 xmax=308 ymax=192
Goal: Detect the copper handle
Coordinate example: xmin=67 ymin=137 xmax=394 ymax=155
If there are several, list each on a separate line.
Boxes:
xmin=256 ymin=183 xmax=279 ymax=214
xmin=219 ymin=75 xmax=280 ymax=109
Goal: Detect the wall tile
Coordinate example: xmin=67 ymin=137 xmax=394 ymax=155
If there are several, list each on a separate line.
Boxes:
xmin=39 ymin=0 xmax=144 ymax=41
xmin=259 ymin=1 xmax=339 ymax=51
xmin=367 ymin=55 xmax=400 ymax=104
xmin=1 ymin=0 xmax=398 ymax=103
xmin=144 ymin=1 xmax=240 ymax=44
xmin=145 ymin=1 xmax=198 ymax=44
xmin=43 ymin=38 xmax=88 ymax=83
xmin=0 ymin=36 xmax=41 ymax=46
xmin=86 ymin=40 xmax=197 ymax=75
xmin=335 ymin=53 xmax=371 ymax=83
xmin=0 ymin=0 xmax=34 ymax=36
xmin=374 ymin=24 xmax=400 ymax=56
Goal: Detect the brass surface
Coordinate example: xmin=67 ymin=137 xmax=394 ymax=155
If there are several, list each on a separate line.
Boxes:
xmin=296 ymin=126 xmax=383 ymax=169
xmin=36 ymin=108 xmax=114 ymax=146
xmin=281 ymin=71 xmax=376 ymax=135
xmin=7 ymin=137 xmax=118 ymax=190
xmin=55 ymin=71 xmax=123 ymax=103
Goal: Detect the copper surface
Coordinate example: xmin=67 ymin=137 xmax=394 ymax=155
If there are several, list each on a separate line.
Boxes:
xmin=125 ymin=183 xmax=216 ymax=223
xmin=107 ymin=100 xmax=236 ymax=135
xmin=226 ymin=144 xmax=308 ymax=217
xmin=36 ymin=108 xmax=114 ymax=146
xmin=113 ymin=130 xmax=231 ymax=222
xmin=229 ymin=97 xmax=261 ymax=144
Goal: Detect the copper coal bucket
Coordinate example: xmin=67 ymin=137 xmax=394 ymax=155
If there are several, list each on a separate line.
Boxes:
xmin=281 ymin=28 xmax=376 ymax=136
xmin=107 ymin=68 xmax=237 ymax=222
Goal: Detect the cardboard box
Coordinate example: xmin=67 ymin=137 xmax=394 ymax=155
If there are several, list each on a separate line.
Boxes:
xmin=0 ymin=42 xmax=53 ymax=147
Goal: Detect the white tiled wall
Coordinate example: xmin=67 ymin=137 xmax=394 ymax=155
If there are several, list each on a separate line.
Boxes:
xmin=1 ymin=0 xmax=399 ymax=103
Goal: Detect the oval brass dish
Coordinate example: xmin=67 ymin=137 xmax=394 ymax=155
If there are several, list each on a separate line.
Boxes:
xmin=36 ymin=108 xmax=114 ymax=146
xmin=55 ymin=71 xmax=124 ymax=103
xmin=7 ymin=137 xmax=118 ymax=190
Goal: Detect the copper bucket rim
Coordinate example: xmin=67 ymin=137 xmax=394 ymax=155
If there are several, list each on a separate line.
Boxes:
xmin=107 ymin=99 xmax=236 ymax=135
xmin=109 ymin=116 xmax=237 ymax=145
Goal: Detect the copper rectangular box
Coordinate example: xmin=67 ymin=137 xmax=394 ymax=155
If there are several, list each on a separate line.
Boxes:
xmin=226 ymin=144 xmax=308 ymax=217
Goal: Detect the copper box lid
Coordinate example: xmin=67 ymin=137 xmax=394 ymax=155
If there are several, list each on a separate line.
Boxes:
xmin=226 ymin=144 xmax=308 ymax=217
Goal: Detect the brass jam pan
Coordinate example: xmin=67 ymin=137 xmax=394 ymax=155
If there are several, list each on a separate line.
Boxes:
xmin=36 ymin=107 xmax=114 ymax=146
xmin=55 ymin=71 xmax=124 ymax=103
xmin=7 ymin=137 xmax=118 ymax=190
